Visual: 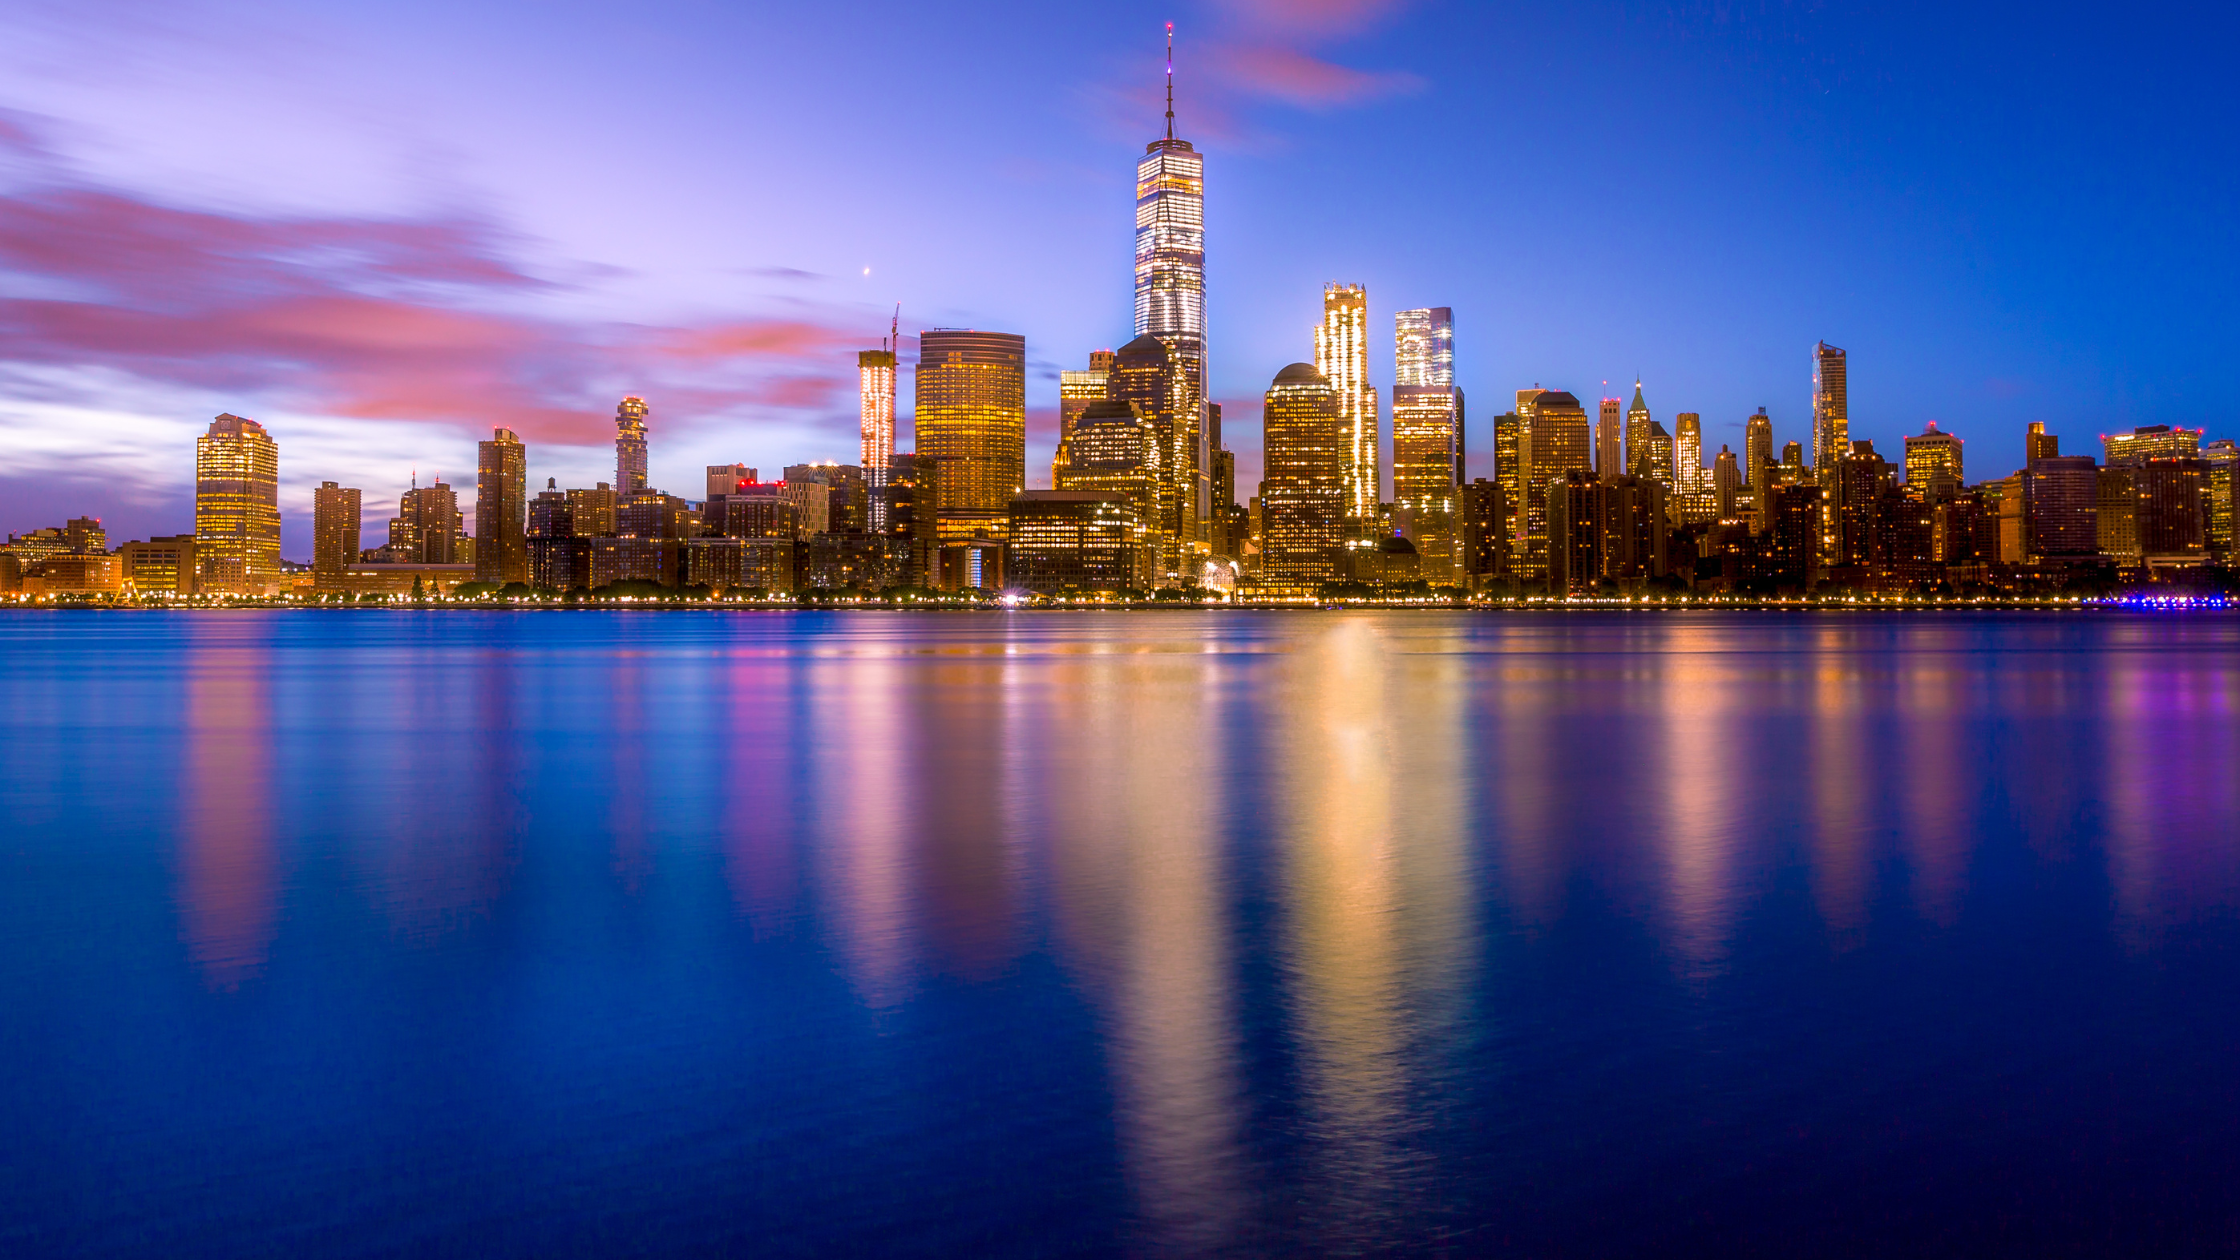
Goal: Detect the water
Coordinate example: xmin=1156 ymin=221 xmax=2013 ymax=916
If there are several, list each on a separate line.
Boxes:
xmin=4 ymin=609 xmax=2239 ymax=1256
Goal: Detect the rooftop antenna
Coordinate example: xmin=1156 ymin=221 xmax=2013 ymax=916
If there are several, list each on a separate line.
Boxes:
xmin=1165 ymin=22 xmax=1175 ymax=140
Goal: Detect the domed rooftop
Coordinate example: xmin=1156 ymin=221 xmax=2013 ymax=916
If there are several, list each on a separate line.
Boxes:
xmin=1117 ymin=334 xmax=1170 ymax=359
xmin=1273 ymin=362 xmax=1328 ymax=386
xmin=1376 ymin=534 xmax=1419 ymax=554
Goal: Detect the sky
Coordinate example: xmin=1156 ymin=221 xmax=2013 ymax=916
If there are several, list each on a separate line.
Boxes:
xmin=2 ymin=0 xmax=2235 ymax=558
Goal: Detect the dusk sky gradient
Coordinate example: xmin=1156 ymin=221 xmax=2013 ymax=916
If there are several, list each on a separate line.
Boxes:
xmin=2 ymin=0 xmax=2234 ymax=557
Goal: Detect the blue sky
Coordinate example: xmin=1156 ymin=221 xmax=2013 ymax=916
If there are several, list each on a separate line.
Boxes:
xmin=1 ymin=0 xmax=2233 ymax=556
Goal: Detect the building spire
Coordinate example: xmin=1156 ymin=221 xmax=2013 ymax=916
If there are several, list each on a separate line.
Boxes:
xmin=1165 ymin=22 xmax=1175 ymax=140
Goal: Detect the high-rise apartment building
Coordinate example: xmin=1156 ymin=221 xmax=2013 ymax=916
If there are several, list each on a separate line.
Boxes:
xmin=1136 ymin=47 xmax=1209 ymax=537
xmin=475 ymin=428 xmax=527 ymax=587
xmin=194 ymin=413 xmax=281 ymax=595
xmin=1624 ymin=381 xmax=1650 ymax=476
xmin=1903 ymin=422 xmax=1963 ymax=495
xmin=1639 ymin=422 xmax=1676 ymax=491
xmin=568 ymin=483 xmax=616 ymax=539
xmin=1811 ymin=342 xmax=1848 ymax=475
xmin=1261 ymin=363 xmax=1343 ymax=582
xmin=1392 ymin=307 xmax=1461 ymax=582
xmin=1832 ymin=440 xmax=1892 ymax=567
xmin=1712 ymin=447 xmax=1741 ymax=519
xmin=1493 ymin=413 xmax=1523 ymax=549
xmin=400 ymin=481 xmax=461 ymax=565
xmin=2103 ymin=424 xmax=2202 ymax=467
xmin=859 ymin=348 xmax=896 ymax=531
xmin=915 ymin=329 xmax=1026 ymax=541
xmin=1519 ymin=391 xmax=1591 ymax=575
xmin=1596 ymin=396 xmax=1624 ymax=479
xmin=2024 ymin=455 xmax=2099 ymax=558
xmin=2134 ymin=459 xmax=2210 ymax=558
xmin=1674 ymin=413 xmax=1705 ymax=493
xmin=614 ymin=397 xmax=649 ymax=501
xmin=312 ymin=481 xmax=360 ymax=591
xmin=1745 ymin=408 xmax=1773 ymax=489
xmin=1316 ymin=284 xmax=1378 ymax=520
xmin=2026 ymin=422 xmax=2059 ymax=462
xmin=2204 ymin=439 xmax=2238 ymax=561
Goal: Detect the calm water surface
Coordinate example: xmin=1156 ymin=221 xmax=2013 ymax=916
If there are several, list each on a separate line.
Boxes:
xmin=5 ymin=609 xmax=2240 ymax=1256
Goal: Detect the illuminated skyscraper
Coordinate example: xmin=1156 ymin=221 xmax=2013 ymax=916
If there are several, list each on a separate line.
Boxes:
xmin=1596 ymin=396 xmax=1624 ymax=479
xmin=1519 ymin=391 xmax=1591 ymax=573
xmin=1059 ymin=351 xmax=1115 ymax=443
xmin=1136 ymin=29 xmax=1208 ymax=536
xmin=194 ymin=413 xmax=281 ymax=595
xmin=1392 ymin=307 xmax=1461 ymax=580
xmin=1904 ymin=422 xmax=1964 ymax=494
xmin=476 ymin=427 xmax=528 ymax=587
xmin=312 ymin=481 xmax=360 ymax=592
xmin=1745 ymin=408 xmax=1774 ymax=488
xmin=1261 ymin=364 xmax=1344 ymax=582
xmin=1109 ymin=334 xmax=1195 ymax=575
xmin=1712 ymin=447 xmax=1741 ymax=518
xmin=2205 ymin=438 xmax=2238 ymax=561
xmin=2026 ymin=421 xmax=2059 ymax=462
xmin=1674 ymin=413 xmax=1705 ymax=493
xmin=915 ymin=329 xmax=1026 ymax=540
xmin=2103 ymin=424 xmax=2202 ymax=466
xmin=859 ymin=347 xmax=896 ymax=531
xmin=1812 ymin=342 xmax=1848 ymax=475
xmin=615 ymin=396 xmax=649 ymax=501
xmin=1493 ymin=412 xmax=1523 ymax=546
xmin=1639 ymin=422 xmax=1676 ymax=491
xmin=1055 ymin=399 xmax=1160 ymax=531
xmin=1624 ymin=380 xmax=1649 ymax=475
xmin=1316 ymin=283 xmax=1378 ymax=519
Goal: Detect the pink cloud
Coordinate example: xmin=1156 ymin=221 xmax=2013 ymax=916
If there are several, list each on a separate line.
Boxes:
xmin=1213 ymin=0 xmax=1412 ymax=42
xmin=0 ymin=113 xmax=875 ymax=450
xmin=1224 ymin=44 xmax=1424 ymax=109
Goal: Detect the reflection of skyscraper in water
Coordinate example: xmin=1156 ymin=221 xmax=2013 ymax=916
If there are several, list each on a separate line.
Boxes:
xmin=1276 ymin=621 xmax=1406 ymax=1236
xmin=1807 ymin=626 xmax=1871 ymax=938
xmin=178 ymin=629 xmax=277 ymax=987
xmin=821 ymin=653 xmax=915 ymax=1006
xmin=1044 ymin=644 xmax=1245 ymax=1251
xmin=1659 ymin=636 xmax=1746 ymax=973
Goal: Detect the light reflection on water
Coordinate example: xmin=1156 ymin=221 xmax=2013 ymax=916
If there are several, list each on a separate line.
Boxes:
xmin=6 ymin=609 xmax=2240 ymax=1257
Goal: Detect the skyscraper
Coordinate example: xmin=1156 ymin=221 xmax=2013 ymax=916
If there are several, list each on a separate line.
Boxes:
xmin=1519 ymin=391 xmax=1591 ymax=574
xmin=1596 ymin=396 xmax=1624 ymax=479
xmin=615 ymin=396 xmax=649 ymax=501
xmin=2026 ymin=421 xmax=2059 ymax=462
xmin=1316 ymin=283 xmax=1377 ymax=520
xmin=1059 ymin=351 xmax=1116 ymax=443
xmin=1624 ymin=380 xmax=1649 ymax=475
xmin=915 ymin=329 xmax=1026 ymax=541
xmin=1393 ymin=307 xmax=1461 ymax=580
xmin=2103 ymin=424 xmax=2203 ymax=466
xmin=859 ymin=347 xmax=897 ymax=532
xmin=1811 ymin=342 xmax=1848 ymax=476
xmin=1903 ymin=422 xmax=1963 ymax=494
xmin=1055 ymin=399 xmax=1161 ymax=532
xmin=1493 ymin=412 xmax=1523 ymax=549
xmin=312 ymin=481 xmax=360 ymax=592
xmin=194 ymin=413 xmax=281 ymax=595
xmin=1712 ymin=447 xmax=1741 ymax=519
xmin=1136 ymin=31 xmax=1208 ymax=537
xmin=1674 ymin=413 xmax=1705 ymax=493
xmin=1261 ymin=364 xmax=1343 ymax=582
xmin=476 ymin=427 xmax=528 ymax=587
xmin=2205 ymin=438 xmax=2238 ymax=562
xmin=1110 ymin=334 xmax=1194 ymax=573
xmin=1744 ymin=408 xmax=1774 ymax=489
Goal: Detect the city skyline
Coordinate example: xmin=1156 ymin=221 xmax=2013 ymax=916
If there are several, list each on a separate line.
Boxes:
xmin=1 ymin=4 xmax=2234 ymax=558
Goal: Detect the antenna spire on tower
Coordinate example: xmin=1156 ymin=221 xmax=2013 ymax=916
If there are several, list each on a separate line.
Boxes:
xmin=1165 ymin=22 xmax=1175 ymax=140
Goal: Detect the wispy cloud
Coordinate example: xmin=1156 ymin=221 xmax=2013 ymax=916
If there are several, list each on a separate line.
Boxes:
xmin=0 ymin=109 xmax=893 ymax=541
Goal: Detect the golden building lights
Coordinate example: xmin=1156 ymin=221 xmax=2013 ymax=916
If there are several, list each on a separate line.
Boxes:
xmin=194 ymin=413 xmax=281 ymax=595
xmin=1315 ymin=283 xmax=1379 ymax=521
